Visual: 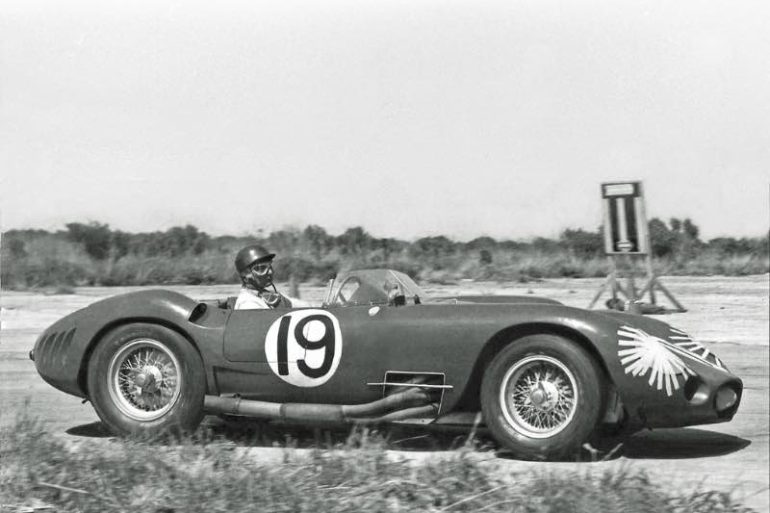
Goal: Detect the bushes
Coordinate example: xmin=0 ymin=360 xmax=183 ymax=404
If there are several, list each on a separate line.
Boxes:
xmin=8 ymin=259 xmax=92 ymax=288
xmin=100 ymin=254 xmax=238 ymax=287
xmin=65 ymin=222 xmax=113 ymax=260
xmin=2 ymin=222 xmax=768 ymax=290
xmin=1 ymin=236 xmax=95 ymax=288
xmin=273 ymin=257 xmax=337 ymax=283
xmin=560 ymin=228 xmax=603 ymax=259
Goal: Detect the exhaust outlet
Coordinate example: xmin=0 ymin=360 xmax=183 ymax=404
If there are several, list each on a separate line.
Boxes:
xmin=204 ymin=387 xmax=435 ymax=424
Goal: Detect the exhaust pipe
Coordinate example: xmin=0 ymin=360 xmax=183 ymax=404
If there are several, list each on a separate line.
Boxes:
xmin=354 ymin=404 xmax=438 ymax=424
xmin=204 ymin=387 xmax=436 ymax=424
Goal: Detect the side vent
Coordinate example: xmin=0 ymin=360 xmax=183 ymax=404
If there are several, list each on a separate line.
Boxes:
xmin=189 ymin=303 xmax=208 ymax=323
xmin=367 ymin=371 xmax=452 ymax=417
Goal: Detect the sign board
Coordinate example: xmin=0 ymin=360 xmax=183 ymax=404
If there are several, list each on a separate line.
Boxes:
xmin=601 ymin=181 xmax=649 ymax=254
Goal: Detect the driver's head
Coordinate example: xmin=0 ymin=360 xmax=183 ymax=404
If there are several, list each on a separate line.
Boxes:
xmin=235 ymin=244 xmax=275 ymax=291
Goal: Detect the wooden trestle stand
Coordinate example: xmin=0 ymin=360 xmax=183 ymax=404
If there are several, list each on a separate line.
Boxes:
xmin=589 ymin=181 xmax=685 ymax=314
xmin=588 ymin=253 xmax=686 ymax=314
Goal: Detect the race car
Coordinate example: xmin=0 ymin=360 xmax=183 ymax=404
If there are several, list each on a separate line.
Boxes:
xmin=30 ymin=269 xmax=742 ymax=460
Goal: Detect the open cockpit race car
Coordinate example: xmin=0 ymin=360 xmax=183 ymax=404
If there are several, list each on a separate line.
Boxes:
xmin=31 ymin=269 xmax=742 ymax=460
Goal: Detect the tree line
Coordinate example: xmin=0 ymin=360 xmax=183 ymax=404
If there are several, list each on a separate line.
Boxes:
xmin=1 ymin=219 xmax=767 ymax=288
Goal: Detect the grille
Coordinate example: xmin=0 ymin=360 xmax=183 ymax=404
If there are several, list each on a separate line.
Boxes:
xmin=39 ymin=328 xmax=76 ymax=369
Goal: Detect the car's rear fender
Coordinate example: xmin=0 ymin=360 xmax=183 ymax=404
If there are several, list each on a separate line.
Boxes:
xmin=33 ymin=290 xmax=227 ymax=398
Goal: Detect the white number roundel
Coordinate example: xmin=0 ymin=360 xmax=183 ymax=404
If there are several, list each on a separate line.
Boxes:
xmin=264 ymin=309 xmax=342 ymax=387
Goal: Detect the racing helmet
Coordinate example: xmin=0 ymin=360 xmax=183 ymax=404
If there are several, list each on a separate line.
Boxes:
xmin=235 ymin=245 xmax=276 ymax=290
xmin=235 ymin=245 xmax=275 ymax=274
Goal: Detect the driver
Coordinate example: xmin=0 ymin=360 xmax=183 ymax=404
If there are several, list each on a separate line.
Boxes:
xmin=234 ymin=245 xmax=305 ymax=309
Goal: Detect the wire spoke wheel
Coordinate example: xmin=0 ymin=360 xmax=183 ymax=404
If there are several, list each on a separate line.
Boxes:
xmin=482 ymin=335 xmax=604 ymax=459
xmin=500 ymin=355 xmax=579 ymax=439
xmin=107 ymin=338 xmax=182 ymax=421
xmin=89 ymin=323 xmax=206 ymax=436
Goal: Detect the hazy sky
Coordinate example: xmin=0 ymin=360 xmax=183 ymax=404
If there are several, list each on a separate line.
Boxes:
xmin=1 ymin=0 xmax=768 ymax=241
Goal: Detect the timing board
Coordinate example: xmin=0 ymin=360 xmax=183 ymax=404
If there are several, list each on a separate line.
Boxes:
xmin=601 ymin=181 xmax=649 ymax=254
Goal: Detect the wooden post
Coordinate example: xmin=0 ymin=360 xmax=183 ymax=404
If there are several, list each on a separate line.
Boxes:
xmin=608 ymin=256 xmax=618 ymax=301
xmin=655 ymin=280 xmax=687 ymax=312
xmin=623 ymin=253 xmax=640 ymax=314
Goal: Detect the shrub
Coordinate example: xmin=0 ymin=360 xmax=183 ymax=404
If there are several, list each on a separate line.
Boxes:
xmin=66 ymin=222 xmax=112 ymax=260
xmin=560 ymin=228 xmax=603 ymax=259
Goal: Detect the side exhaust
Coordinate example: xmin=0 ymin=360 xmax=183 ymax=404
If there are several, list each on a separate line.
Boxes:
xmin=204 ymin=387 xmax=437 ymax=424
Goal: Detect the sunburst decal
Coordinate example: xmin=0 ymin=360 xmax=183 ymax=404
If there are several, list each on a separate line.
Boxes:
xmin=618 ymin=326 xmax=695 ymax=396
xmin=668 ymin=327 xmax=724 ymax=369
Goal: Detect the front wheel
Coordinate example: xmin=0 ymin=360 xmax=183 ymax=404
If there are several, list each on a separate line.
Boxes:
xmin=87 ymin=323 xmax=206 ymax=436
xmin=481 ymin=335 xmax=605 ymax=460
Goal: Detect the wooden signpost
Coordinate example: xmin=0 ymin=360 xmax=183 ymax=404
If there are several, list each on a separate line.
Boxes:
xmin=588 ymin=181 xmax=686 ymax=314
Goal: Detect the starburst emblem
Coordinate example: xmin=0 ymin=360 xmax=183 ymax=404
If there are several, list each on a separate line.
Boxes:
xmin=617 ymin=326 xmax=695 ymax=396
xmin=668 ymin=327 xmax=724 ymax=369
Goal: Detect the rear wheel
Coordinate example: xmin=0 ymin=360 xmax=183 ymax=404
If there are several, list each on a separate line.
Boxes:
xmin=481 ymin=334 xmax=604 ymax=460
xmin=87 ymin=323 xmax=206 ymax=436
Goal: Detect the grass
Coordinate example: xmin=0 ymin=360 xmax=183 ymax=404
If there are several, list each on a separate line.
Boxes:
xmin=0 ymin=411 xmax=757 ymax=513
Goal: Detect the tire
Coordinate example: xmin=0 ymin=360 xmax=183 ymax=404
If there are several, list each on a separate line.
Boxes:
xmin=87 ymin=323 xmax=206 ymax=436
xmin=480 ymin=334 xmax=605 ymax=460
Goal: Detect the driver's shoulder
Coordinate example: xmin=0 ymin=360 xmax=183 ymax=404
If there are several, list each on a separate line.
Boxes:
xmin=234 ymin=288 xmax=269 ymax=309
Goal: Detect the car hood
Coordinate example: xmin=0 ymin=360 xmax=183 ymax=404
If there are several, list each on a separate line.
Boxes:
xmin=429 ymin=295 xmax=562 ymax=306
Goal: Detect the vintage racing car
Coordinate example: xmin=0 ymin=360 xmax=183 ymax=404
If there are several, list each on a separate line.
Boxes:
xmin=31 ymin=269 xmax=742 ymax=459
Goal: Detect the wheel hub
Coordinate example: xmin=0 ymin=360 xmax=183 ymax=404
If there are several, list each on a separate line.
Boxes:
xmin=134 ymin=366 xmax=163 ymax=393
xmin=528 ymin=381 xmax=559 ymax=411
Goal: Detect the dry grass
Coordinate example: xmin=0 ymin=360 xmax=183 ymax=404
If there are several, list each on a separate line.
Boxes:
xmin=0 ymin=411 xmax=756 ymax=513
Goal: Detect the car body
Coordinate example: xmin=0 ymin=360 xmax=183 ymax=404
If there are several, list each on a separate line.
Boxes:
xmin=31 ymin=269 xmax=742 ymax=459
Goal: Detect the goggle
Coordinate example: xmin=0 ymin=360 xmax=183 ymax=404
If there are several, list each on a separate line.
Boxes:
xmin=250 ymin=262 xmax=273 ymax=276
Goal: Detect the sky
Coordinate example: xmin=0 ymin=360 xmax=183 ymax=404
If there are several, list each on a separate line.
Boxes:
xmin=1 ymin=0 xmax=768 ymax=241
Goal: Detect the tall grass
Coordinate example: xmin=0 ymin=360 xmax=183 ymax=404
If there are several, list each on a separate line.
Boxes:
xmin=0 ymin=412 xmax=756 ymax=513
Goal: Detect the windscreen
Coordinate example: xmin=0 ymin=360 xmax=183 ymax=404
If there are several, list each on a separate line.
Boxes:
xmin=325 ymin=269 xmax=426 ymax=306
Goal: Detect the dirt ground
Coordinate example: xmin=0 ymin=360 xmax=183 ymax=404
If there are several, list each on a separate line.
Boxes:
xmin=1 ymin=276 xmax=767 ymax=510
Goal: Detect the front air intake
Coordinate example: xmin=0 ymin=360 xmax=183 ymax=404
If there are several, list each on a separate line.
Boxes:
xmin=715 ymin=383 xmax=741 ymax=418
